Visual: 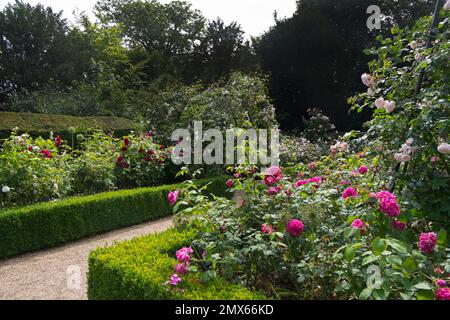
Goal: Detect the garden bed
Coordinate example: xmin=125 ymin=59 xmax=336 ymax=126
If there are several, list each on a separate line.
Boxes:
xmin=88 ymin=228 xmax=265 ymax=300
xmin=0 ymin=176 xmax=228 ymax=260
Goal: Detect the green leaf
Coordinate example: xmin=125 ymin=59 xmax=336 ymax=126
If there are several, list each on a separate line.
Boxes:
xmin=372 ymin=288 xmax=390 ymax=300
xmin=344 ymin=246 xmax=356 ymax=262
xmin=362 ymin=255 xmax=379 ymax=266
xmin=402 ymin=257 xmax=417 ymax=273
xmin=386 ymin=255 xmax=402 ymax=266
xmin=416 ymin=289 xmax=434 ymax=300
xmin=437 ymin=229 xmax=447 ymax=246
xmin=387 ymin=238 xmax=409 ymax=253
xmin=359 ymin=288 xmax=372 ymax=300
xmin=372 ymin=238 xmax=388 ymax=256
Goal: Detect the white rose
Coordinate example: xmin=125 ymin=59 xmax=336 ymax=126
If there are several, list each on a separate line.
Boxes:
xmin=445 ymin=0 xmax=450 ymax=11
xmin=33 ymin=146 xmax=40 ymax=152
xmin=406 ymin=138 xmax=414 ymax=145
xmin=367 ymin=87 xmax=376 ymax=96
xmin=409 ymin=41 xmax=418 ymax=49
xmin=384 ymin=101 xmax=396 ymax=113
xmin=361 ymin=73 xmax=373 ymax=87
xmin=437 ymin=143 xmax=450 ymax=155
xmin=2 ymin=186 xmax=11 ymax=193
xmin=374 ymin=97 xmax=386 ymax=109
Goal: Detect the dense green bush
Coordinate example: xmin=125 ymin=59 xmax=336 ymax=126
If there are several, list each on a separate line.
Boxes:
xmin=88 ymin=228 xmax=265 ymax=300
xmin=0 ymin=176 xmax=228 ymax=259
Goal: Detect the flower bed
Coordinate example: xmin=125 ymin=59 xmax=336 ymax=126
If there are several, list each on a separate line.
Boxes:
xmin=0 ymin=176 xmax=228 ymax=259
xmin=88 ymin=228 xmax=265 ymax=300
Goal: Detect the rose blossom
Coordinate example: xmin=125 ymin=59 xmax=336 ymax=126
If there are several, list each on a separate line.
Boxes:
xmin=435 ymin=287 xmax=450 ymax=300
xmin=40 ymin=150 xmax=53 ymax=159
xmin=308 ymin=162 xmax=317 ymax=170
xmin=226 ymin=179 xmax=234 ymax=188
xmin=375 ymin=191 xmax=401 ymax=217
xmin=437 ymin=143 xmax=450 ymax=155
xmin=410 ymin=40 xmax=418 ymax=49
xmin=2 ymin=186 xmax=11 ymax=193
xmin=168 ymin=190 xmax=180 ymax=206
xmin=418 ymin=232 xmax=438 ymax=254
xmin=286 ymin=219 xmax=304 ymax=238
xmin=342 ymin=187 xmax=358 ymax=200
xmin=351 ymin=219 xmax=366 ymax=230
xmin=436 ymin=279 xmax=446 ymax=287
xmin=375 ymin=97 xmax=386 ymax=109
xmin=176 ymin=247 xmax=193 ymax=262
xmin=392 ymin=220 xmax=407 ymax=231
xmin=175 ymin=263 xmax=189 ymax=275
xmin=169 ymin=274 xmax=182 ymax=286
xmin=358 ymin=166 xmax=368 ymax=174
xmin=268 ymin=187 xmax=279 ymax=196
xmin=444 ymin=0 xmax=450 ymax=11
xmin=263 ymin=166 xmax=282 ymax=186
xmin=431 ymin=156 xmax=439 ymax=163
xmin=384 ymin=100 xmax=396 ymax=113
xmin=262 ymin=224 xmax=274 ymax=235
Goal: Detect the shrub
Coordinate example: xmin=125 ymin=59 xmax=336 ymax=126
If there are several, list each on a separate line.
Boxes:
xmin=0 ymin=176 xmax=228 ymax=259
xmin=88 ymin=228 xmax=265 ymax=300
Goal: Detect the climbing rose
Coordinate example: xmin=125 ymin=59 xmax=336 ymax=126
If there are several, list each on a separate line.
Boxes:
xmin=351 ymin=219 xmax=366 ymax=229
xmin=226 ymin=179 xmax=234 ymax=188
xmin=342 ymin=187 xmax=357 ymax=200
xmin=168 ymin=191 xmax=180 ymax=206
xmin=358 ymin=166 xmax=368 ymax=174
xmin=418 ymin=232 xmax=438 ymax=254
xmin=437 ymin=143 xmax=450 ymax=155
xmin=262 ymin=224 xmax=274 ymax=235
xmin=286 ymin=219 xmax=304 ymax=238
xmin=175 ymin=263 xmax=189 ymax=275
xmin=392 ymin=220 xmax=407 ymax=231
xmin=436 ymin=279 xmax=446 ymax=287
xmin=176 ymin=247 xmax=193 ymax=262
xmin=435 ymin=287 xmax=450 ymax=300
xmin=169 ymin=274 xmax=182 ymax=286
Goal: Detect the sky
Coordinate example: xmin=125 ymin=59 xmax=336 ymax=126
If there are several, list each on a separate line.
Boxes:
xmin=0 ymin=0 xmax=298 ymax=37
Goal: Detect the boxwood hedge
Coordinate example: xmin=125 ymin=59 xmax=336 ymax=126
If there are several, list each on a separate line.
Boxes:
xmin=0 ymin=176 xmax=228 ymax=260
xmin=88 ymin=228 xmax=266 ymax=300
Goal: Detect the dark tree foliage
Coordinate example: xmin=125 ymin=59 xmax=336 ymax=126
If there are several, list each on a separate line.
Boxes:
xmin=256 ymin=0 xmax=436 ymax=132
xmin=0 ymin=0 xmax=92 ymax=104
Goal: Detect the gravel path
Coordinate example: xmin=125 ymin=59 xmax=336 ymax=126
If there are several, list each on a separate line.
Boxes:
xmin=0 ymin=216 xmax=173 ymax=300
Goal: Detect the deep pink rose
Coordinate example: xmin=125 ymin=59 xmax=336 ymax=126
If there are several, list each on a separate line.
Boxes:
xmin=435 ymin=287 xmax=450 ymax=300
xmin=268 ymin=187 xmax=278 ymax=196
xmin=40 ymin=150 xmax=53 ymax=159
xmin=418 ymin=232 xmax=438 ymax=254
xmin=262 ymin=224 xmax=274 ymax=235
xmin=436 ymin=279 xmax=446 ymax=287
xmin=295 ymin=179 xmax=309 ymax=187
xmin=351 ymin=219 xmax=366 ymax=229
xmin=169 ymin=274 xmax=182 ymax=286
xmin=358 ymin=166 xmax=368 ymax=174
xmin=176 ymin=247 xmax=193 ymax=262
xmin=392 ymin=220 xmax=407 ymax=231
xmin=342 ymin=187 xmax=357 ymax=199
xmin=286 ymin=219 xmax=304 ymax=238
xmin=175 ymin=263 xmax=189 ymax=275
xmin=226 ymin=179 xmax=234 ymax=188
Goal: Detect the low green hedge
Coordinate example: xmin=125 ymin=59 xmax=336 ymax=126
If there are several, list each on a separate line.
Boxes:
xmin=0 ymin=177 xmax=228 ymax=260
xmin=0 ymin=111 xmax=137 ymax=141
xmin=88 ymin=228 xmax=265 ymax=300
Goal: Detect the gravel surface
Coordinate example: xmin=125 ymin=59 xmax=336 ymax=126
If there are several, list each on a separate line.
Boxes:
xmin=0 ymin=216 xmax=173 ymax=300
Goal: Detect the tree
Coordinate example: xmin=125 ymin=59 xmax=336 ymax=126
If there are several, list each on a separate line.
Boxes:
xmin=191 ymin=18 xmax=257 ymax=83
xmin=0 ymin=0 xmax=92 ymax=103
xmin=256 ymin=0 xmax=436 ymax=132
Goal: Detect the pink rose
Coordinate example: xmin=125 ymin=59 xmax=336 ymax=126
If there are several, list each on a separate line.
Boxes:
xmin=169 ymin=274 xmax=182 ymax=286
xmin=262 ymin=224 xmax=274 ymax=235
xmin=358 ymin=166 xmax=368 ymax=174
xmin=351 ymin=219 xmax=366 ymax=229
xmin=295 ymin=179 xmax=309 ymax=187
xmin=176 ymin=247 xmax=193 ymax=262
xmin=175 ymin=263 xmax=189 ymax=275
xmin=308 ymin=162 xmax=316 ymax=170
xmin=286 ymin=219 xmax=304 ymax=238
xmin=342 ymin=187 xmax=358 ymax=200
xmin=436 ymin=279 xmax=446 ymax=287
xmin=392 ymin=220 xmax=407 ymax=231
xmin=168 ymin=190 xmax=180 ymax=206
xmin=435 ymin=287 xmax=450 ymax=300
xmin=263 ymin=166 xmax=282 ymax=186
xmin=418 ymin=232 xmax=438 ymax=254
xmin=268 ymin=187 xmax=279 ymax=196
xmin=226 ymin=179 xmax=234 ymax=188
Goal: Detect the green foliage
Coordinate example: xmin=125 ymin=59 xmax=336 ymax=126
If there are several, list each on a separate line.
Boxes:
xmin=88 ymin=228 xmax=265 ymax=300
xmin=0 ymin=176 xmax=227 ymax=259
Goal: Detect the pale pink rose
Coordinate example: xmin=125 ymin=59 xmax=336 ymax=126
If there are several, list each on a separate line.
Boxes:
xmin=444 ymin=0 xmax=450 ymax=11
xmin=375 ymin=97 xmax=386 ymax=109
xmin=384 ymin=101 xmax=396 ymax=113
xmin=367 ymin=87 xmax=376 ymax=96
xmin=437 ymin=143 xmax=450 ymax=155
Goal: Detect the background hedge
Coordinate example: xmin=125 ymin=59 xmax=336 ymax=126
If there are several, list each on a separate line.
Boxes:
xmin=0 ymin=111 xmax=137 ymax=141
xmin=0 ymin=176 xmax=228 ymax=260
xmin=88 ymin=228 xmax=265 ymax=300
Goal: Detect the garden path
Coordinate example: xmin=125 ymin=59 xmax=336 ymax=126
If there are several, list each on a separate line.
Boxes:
xmin=0 ymin=216 xmax=173 ymax=300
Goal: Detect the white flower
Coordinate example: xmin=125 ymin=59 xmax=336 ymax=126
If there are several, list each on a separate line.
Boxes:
xmin=384 ymin=101 xmax=396 ymax=113
xmin=437 ymin=143 xmax=450 ymax=155
xmin=33 ymin=146 xmax=40 ymax=152
xmin=361 ymin=73 xmax=374 ymax=87
xmin=444 ymin=0 xmax=450 ymax=11
xmin=2 ymin=186 xmax=11 ymax=193
xmin=375 ymin=97 xmax=386 ymax=109
xmin=409 ymin=41 xmax=418 ymax=49
xmin=406 ymin=138 xmax=414 ymax=145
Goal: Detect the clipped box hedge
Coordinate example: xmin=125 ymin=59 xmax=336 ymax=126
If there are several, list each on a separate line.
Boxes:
xmin=0 ymin=177 xmax=228 ymax=260
xmin=88 ymin=228 xmax=265 ymax=300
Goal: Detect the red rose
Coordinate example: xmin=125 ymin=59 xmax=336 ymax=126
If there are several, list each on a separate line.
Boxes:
xmin=55 ymin=136 xmax=62 ymax=147
xmin=124 ymin=138 xmax=129 ymax=146
xmin=121 ymin=146 xmax=128 ymax=152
